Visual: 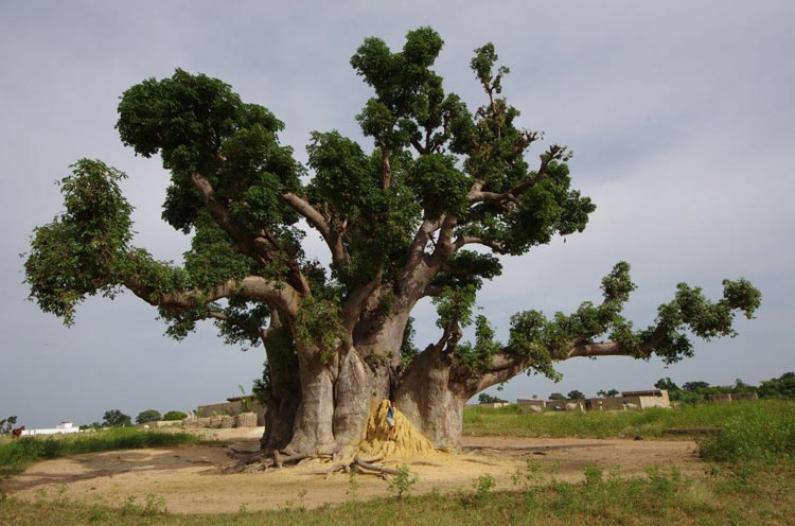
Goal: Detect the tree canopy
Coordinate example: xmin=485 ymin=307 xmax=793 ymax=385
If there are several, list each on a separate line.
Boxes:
xmin=135 ymin=409 xmax=162 ymax=424
xmin=23 ymin=27 xmax=762 ymax=453
xmin=102 ymin=409 xmax=132 ymax=427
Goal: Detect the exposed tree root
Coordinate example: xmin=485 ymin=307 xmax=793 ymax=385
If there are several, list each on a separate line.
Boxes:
xmin=225 ymin=448 xmax=402 ymax=478
xmin=308 ymin=456 xmax=400 ymax=479
xmin=224 ymin=449 xmax=325 ymax=474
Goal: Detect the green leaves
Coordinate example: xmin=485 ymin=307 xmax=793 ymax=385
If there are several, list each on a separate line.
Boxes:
xmin=455 ymin=316 xmax=502 ymax=374
xmin=25 ymin=160 xmax=133 ymax=324
xmin=295 ymin=297 xmax=345 ymax=361
xmin=432 ymin=284 xmax=477 ymax=329
xmin=350 ymin=27 xmax=444 ymax=122
xmin=117 ymin=69 xmax=299 ymax=236
xmin=501 ymin=263 xmax=763 ymax=378
xmin=307 ymin=131 xmax=375 ymax=218
xmin=470 ymin=43 xmax=510 ymax=93
xmin=406 ymin=154 xmax=469 ymax=219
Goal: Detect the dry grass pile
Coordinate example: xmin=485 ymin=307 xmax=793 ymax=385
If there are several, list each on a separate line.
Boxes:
xmin=359 ymin=400 xmax=435 ymax=458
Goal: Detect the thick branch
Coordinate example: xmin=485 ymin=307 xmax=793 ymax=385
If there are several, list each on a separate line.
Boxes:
xmin=190 ymin=172 xmax=310 ymax=295
xmin=125 ymin=275 xmax=300 ymax=318
xmin=453 ymin=235 xmax=508 ymax=254
xmin=283 ymin=192 xmax=350 ymax=271
xmin=341 ymin=270 xmax=384 ymax=332
xmin=466 ymin=146 xmax=566 ymax=207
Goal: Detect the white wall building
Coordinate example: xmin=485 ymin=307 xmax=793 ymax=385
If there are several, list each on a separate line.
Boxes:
xmin=21 ymin=421 xmax=81 ymax=436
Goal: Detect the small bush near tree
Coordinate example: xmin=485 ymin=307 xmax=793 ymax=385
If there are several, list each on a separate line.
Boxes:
xmin=388 ymin=465 xmax=417 ymax=499
xmin=163 ymin=411 xmax=187 ymax=421
xmin=135 ymin=410 xmax=162 ymax=424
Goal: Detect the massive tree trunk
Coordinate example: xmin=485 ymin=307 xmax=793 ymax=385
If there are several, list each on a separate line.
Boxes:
xmin=257 ymin=308 xmax=417 ymax=457
xmin=257 ymin=307 xmax=482 ymax=457
xmin=394 ymin=345 xmax=470 ymax=452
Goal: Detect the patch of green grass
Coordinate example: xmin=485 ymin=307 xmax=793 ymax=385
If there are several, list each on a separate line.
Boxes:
xmin=1 ymin=464 xmax=793 ymax=525
xmin=463 ymin=399 xmax=795 ymax=440
xmin=698 ymin=402 xmax=795 ymax=463
xmin=0 ymin=428 xmax=198 ymax=479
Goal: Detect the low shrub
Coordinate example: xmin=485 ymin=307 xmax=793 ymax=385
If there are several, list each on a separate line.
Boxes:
xmin=163 ymin=411 xmax=188 ymax=421
xmin=699 ymin=404 xmax=795 ymax=463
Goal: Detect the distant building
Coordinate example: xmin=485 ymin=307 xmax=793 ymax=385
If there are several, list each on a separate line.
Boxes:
xmin=516 ymin=389 xmax=671 ymax=413
xmin=196 ymin=395 xmax=266 ymax=426
xmin=21 ymin=421 xmax=81 ymax=436
xmin=708 ymin=392 xmax=758 ymax=403
xmin=620 ymin=389 xmax=670 ymax=409
xmin=477 ymin=402 xmax=511 ymax=409
xmin=516 ymin=399 xmax=545 ymax=413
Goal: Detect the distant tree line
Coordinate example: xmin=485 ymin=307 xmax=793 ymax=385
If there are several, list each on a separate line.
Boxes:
xmin=80 ymin=408 xmax=188 ymax=430
xmin=0 ymin=415 xmax=18 ymax=435
xmin=654 ymin=372 xmax=794 ymax=404
xmin=478 ymin=393 xmax=507 ymax=404
xmin=538 ymin=371 xmax=795 ymax=403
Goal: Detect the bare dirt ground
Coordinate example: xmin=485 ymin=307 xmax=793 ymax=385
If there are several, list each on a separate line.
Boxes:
xmin=2 ymin=429 xmax=703 ymax=514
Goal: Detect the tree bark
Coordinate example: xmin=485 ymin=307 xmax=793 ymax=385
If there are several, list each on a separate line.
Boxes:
xmin=258 ymin=313 xmax=300 ymax=452
xmin=393 ymin=344 xmax=469 ymax=451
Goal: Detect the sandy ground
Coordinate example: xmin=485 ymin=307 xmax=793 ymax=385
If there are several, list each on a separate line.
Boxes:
xmin=2 ymin=429 xmax=703 ymax=514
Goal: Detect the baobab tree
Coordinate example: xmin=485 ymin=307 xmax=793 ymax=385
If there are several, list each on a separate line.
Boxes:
xmin=25 ymin=28 xmax=760 ymax=461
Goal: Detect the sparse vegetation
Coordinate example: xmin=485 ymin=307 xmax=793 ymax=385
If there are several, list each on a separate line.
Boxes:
xmin=463 ymin=399 xmax=795 ymax=439
xmin=654 ymin=372 xmax=795 ymax=404
xmin=388 ymin=465 xmax=417 ymax=499
xmin=1 ymin=464 xmax=793 ymax=525
xmin=0 ymin=427 xmax=198 ymax=479
xmin=698 ymin=405 xmax=795 ymax=463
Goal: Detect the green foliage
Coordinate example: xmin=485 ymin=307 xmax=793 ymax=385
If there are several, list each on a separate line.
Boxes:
xmin=135 ymin=410 xmax=161 ymax=425
xmin=24 ymin=160 xmax=133 ymax=325
xmin=23 ymin=28 xmax=760 ymax=403
xmin=654 ymin=373 xmax=793 ymax=404
xmin=478 ymin=393 xmax=507 ymax=404
xmin=432 ymin=285 xmax=477 ymax=329
xmin=294 ymin=297 xmax=344 ymax=361
xmin=758 ymin=371 xmax=795 ymax=399
xmin=0 ymin=416 xmax=17 ymax=435
xmin=102 ymin=410 xmax=132 ymax=427
xmin=406 ymin=154 xmax=469 ymax=219
xmin=117 ymin=69 xmax=299 ymax=234
xmin=388 ymin=465 xmax=417 ymax=499
xmin=162 ymin=411 xmax=187 ymax=421
xmin=472 ymin=474 xmax=496 ymax=502
xmin=431 ymin=251 xmax=502 ymax=292
xmin=699 ymin=402 xmax=795 ymax=463
xmin=492 ymin=262 xmax=761 ymax=382
xmin=454 ymin=316 xmax=502 ymax=374
xmin=400 ymin=316 xmax=419 ymax=368
xmin=567 ymin=390 xmax=585 ymax=400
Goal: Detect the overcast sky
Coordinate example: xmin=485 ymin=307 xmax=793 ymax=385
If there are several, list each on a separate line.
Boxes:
xmin=1 ymin=1 xmax=793 ymax=427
